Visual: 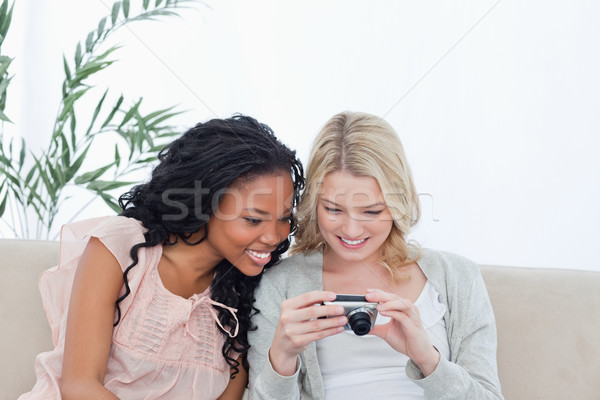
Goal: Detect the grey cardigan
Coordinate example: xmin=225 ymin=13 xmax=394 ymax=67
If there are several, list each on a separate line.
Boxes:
xmin=247 ymin=248 xmax=504 ymax=400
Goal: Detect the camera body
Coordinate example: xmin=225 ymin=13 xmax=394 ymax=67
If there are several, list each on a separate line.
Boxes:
xmin=323 ymin=294 xmax=378 ymax=336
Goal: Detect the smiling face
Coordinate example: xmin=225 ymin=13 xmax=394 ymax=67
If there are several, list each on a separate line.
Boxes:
xmin=204 ymin=172 xmax=295 ymax=276
xmin=317 ymin=170 xmax=393 ymax=265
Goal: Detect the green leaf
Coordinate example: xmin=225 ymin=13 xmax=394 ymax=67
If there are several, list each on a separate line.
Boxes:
xmin=111 ymin=2 xmax=121 ymax=25
xmin=87 ymin=180 xmax=134 ymax=191
xmin=24 ymin=165 xmax=36 ymax=185
xmin=0 ymin=193 xmax=7 ymax=217
xmin=101 ymin=95 xmax=124 ymax=128
xmin=57 ymin=88 xmax=89 ymax=122
xmin=69 ymin=108 xmax=77 ymax=139
xmin=135 ymin=156 xmax=158 ymax=164
xmin=0 ymin=1 xmax=8 ymax=27
xmin=66 ymin=143 xmax=91 ymax=183
xmin=85 ymin=31 xmax=95 ymax=52
xmin=155 ymin=0 xmax=164 ymax=7
xmin=74 ymin=60 xmax=114 ymax=82
xmin=75 ymin=42 xmax=82 ymax=68
xmin=75 ymin=163 xmax=114 ymax=185
xmin=0 ymin=107 xmax=11 ymax=122
xmin=86 ymin=88 xmax=109 ymax=135
xmin=143 ymin=0 xmax=150 ymax=9
xmin=95 ymin=45 xmax=120 ymax=62
xmin=59 ymin=130 xmax=71 ymax=168
xmin=26 ymin=180 xmax=45 ymax=207
xmin=33 ymin=156 xmax=56 ymax=200
xmin=63 ymin=54 xmax=71 ymax=81
xmin=18 ymin=137 xmax=25 ymax=171
xmin=114 ymin=144 xmax=121 ymax=168
xmin=3 ymin=168 xmax=20 ymax=186
xmin=119 ymin=98 xmax=143 ymax=128
xmin=146 ymin=110 xmax=182 ymax=128
xmin=123 ymin=0 xmax=130 ymax=18
xmin=100 ymin=193 xmax=122 ymax=214
xmin=97 ymin=17 xmax=107 ymax=37
xmin=45 ymin=157 xmax=65 ymax=187
xmin=0 ymin=0 xmax=14 ymax=42
xmin=9 ymin=185 xmax=22 ymax=203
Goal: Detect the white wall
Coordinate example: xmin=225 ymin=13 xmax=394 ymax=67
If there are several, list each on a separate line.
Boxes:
xmin=4 ymin=0 xmax=599 ymax=271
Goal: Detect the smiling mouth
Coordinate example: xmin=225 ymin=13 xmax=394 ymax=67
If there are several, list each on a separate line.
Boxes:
xmin=245 ymin=249 xmax=273 ymax=265
xmin=338 ymin=237 xmax=367 ymax=246
xmin=246 ymin=249 xmax=271 ymax=259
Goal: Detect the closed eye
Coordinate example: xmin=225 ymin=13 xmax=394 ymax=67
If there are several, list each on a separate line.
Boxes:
xmin=244 ymin=217 xmax=262 ymax=225
xmin=324 ymin=206 xmax=341 ymax=213
xmin=365 ymin=210 xmax=384 ymax=216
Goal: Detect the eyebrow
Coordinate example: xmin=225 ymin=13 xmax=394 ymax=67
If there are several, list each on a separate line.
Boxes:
xmin=320 ymin=198 xmax=386 ymax=208
xmin=243 ymin=207 xmax=293 ymax=215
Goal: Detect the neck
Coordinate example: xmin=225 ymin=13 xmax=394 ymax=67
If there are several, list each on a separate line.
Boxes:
xmin=159 ymin=232 xmax=224 ymax=298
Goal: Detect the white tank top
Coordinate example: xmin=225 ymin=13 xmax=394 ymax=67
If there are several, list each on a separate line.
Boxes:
xmin=316 ymin=281 xmax=450 ymax=400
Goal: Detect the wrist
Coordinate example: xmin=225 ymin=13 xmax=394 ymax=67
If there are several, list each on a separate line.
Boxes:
xmin=415 ymin=346 xmax=440 ymax=377
xmin=268 ymin=346 xmax=299 ymax=377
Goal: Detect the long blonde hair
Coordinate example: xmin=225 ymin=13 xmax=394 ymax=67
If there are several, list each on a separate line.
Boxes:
xmin=292 ymin=111 xmax=421 ymax=276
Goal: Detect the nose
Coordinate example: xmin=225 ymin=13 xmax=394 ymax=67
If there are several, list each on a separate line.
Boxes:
xmin=341 ymin=213 xmax=363 ymax=239
xmin=260 ymin=221 xmax=286 ymax=247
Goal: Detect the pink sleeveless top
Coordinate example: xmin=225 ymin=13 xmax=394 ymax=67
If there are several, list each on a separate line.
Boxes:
xmin=19 ymin=216 xmax=238 ymax=400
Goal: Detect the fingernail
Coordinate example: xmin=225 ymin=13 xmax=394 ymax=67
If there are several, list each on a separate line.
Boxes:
xmin=328 ymin=292 xmax=336 ymax=300
xmin=339 ymin=316 xmax=348 ymax=324
xmin=366 ymin=288 xmax=375 ymax=292
xmin=336 ymin=306 xmax=344 ymax=314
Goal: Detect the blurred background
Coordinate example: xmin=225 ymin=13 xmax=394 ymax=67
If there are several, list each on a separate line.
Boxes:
xmin=2 ymin=0 xmax=599 ymax=271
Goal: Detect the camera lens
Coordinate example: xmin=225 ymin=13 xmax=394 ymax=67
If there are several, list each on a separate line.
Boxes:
xmin=348 ymin=311 xmax=372 ymax=336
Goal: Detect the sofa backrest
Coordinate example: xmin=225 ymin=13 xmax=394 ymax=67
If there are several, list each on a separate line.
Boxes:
xmin=0 ymin=239 xmax=56 ymax=400
xmin=481 ymin=265 xmax=600 ymax=400
xmin=1 ymin=239 xmax=599 ymax=400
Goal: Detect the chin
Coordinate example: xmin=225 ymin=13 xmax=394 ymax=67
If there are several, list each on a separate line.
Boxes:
xmin=235 ymin=265 xmax=265 ymax=277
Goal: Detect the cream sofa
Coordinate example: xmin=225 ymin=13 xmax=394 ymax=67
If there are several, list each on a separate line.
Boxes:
xmin=1 ymin=238 xmax=599 ymax=400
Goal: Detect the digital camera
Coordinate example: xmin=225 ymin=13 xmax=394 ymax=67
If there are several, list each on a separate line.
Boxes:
xmin=323 ymin=294 xmax=378 ymax=336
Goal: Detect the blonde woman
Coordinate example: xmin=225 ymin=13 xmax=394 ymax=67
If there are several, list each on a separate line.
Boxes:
xmin=247 ymin=112 xmax=503 ymax=399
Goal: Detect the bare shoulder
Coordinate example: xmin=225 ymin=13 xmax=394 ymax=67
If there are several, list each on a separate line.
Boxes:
xmin=73 ymin=237 xmax=123 ymax=295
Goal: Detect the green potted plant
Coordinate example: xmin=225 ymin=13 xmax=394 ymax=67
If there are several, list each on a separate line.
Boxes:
xmin=0 ymin=0 xmax=197 ymax=239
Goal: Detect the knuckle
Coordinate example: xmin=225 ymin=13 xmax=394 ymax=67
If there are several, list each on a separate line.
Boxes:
xmin=309 ymin=306 xmax=323 ymax=319
xmin=281 ymin=298 xmax=292 ymax=310
xmin=283 ymin=326 xmax=294 ymax=338
xmin=290 ymin=336 xmax=303 ymax=348
xmin=279 ymin=313 xmax=291 ymax=325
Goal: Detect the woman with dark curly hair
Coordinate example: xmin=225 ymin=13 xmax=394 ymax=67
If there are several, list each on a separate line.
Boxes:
xmin=19 ymin=115 xmax=304 ymax=400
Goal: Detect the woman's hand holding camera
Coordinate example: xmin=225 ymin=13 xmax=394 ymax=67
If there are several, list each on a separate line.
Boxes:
xmin=269 ymin=291 xmax=348 ymax=376
xmin=365 ymin=289 xmax=440 ymax=377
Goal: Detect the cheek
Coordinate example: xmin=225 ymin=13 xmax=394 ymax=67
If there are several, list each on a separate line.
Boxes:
xmin=373 ymin=219 xmax=394 ymax=237
xmin=278 ymin=222 xmax=291 ymax=239
xmin=317 ymin=210 xmax=336 ymax=235
xmin=220 ymin=222 xmax=253 ymax=246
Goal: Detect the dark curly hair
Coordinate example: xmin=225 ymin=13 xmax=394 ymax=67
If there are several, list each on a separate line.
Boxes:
xmin=117 ymin=114 xmax=304 ymax=378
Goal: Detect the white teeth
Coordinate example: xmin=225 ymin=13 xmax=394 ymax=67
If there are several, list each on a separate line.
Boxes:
xmin=247 ymin=250 xmax=270 ymax=259
xmin=340 ymin=237 xmax=366 ymax=245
